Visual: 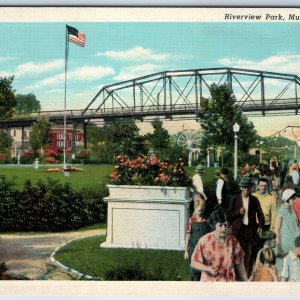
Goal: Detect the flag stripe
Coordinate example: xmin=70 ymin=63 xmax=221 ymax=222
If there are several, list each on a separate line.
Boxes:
xmin=67 ymin=25 xmax=86 ymax=47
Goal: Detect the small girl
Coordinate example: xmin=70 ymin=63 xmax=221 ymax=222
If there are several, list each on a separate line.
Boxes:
xmin=184 ymin=199 xmax=211 ymax=281
xmin=250 ymin=248 xmax=279 ymax=281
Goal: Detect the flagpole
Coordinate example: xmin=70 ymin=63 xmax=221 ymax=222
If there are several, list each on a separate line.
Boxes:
xmin=64 ymin=25 xmax=69 ymax=169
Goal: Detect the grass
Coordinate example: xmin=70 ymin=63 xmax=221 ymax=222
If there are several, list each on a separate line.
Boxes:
xmin=0 ymin=164 xmax=218 ymax=191
xmin=0 ymin=165 xmax=113 ymax=190
xmin=54 ymin=235 xmax=191 ymax=280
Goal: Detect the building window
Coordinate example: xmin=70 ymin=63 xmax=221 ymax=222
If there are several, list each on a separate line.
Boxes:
xmin=57 ymin=133 xmax=64 ymax=140
xmin=57 ymin=141 xmax=64 ymax=148
xmin=13 ymin=130 xmax=16 ymax=137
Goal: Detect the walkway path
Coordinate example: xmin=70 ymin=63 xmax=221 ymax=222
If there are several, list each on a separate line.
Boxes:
xmin=0 ymin=228 xmax=106 ymax=280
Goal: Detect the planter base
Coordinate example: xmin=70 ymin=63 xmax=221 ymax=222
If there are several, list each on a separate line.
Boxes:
xmin=101 ymin=185 xmax=192 ymax=251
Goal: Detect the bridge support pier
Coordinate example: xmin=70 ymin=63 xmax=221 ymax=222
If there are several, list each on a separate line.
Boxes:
xmin=21 ymin=126 xmax=25 ymax=153
xmin=72 ymin=123 xmax=77 ymax=155
xmin=83 ymin=122 xmax=87 ymax=150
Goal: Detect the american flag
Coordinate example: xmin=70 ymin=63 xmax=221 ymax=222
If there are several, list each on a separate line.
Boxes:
xmin=67 ymin=25 xmax=86 ymax=47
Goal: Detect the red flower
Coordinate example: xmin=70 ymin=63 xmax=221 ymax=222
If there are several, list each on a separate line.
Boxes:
xmin=109 ymin=155 xmax=190 ymax=187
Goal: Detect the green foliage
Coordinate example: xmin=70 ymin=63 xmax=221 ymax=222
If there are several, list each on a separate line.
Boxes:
xmin=199 ymin=83 xmax=257 ymax=161
xmin=0 ymin=76 xmax=16 ymax=120
xmin=30 ymin=115 xmax=51 ymax=151
xmin=108 ymin=119 xmax=149 ymax=158
xmin=86 ymin=124 xmax=112 ymax=163
xmin=147 ymin=119 xmax=171 ymax=160
xmin=86 ymin=120 xmax=149 ymax=162
xmin=0 ymin=130 xmax=13 ymax=152
xmin=15 ymin=93 xmax=41 ymax=114
xmin=256 ymin=136 xmax=300 ymax=161
xmin=0 ymin=176 xmax=19 ymax=231
xmin=104 ymin=262 xmax=183 ymax=281
xmin=0 ymin=176 xmax=108 ymax=232
xmin=164 ymin=140 xmax=189 ymax=166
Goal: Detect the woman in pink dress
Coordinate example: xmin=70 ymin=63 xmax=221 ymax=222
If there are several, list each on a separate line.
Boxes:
xmin=191 ymin=209 xmax=248 ymax=281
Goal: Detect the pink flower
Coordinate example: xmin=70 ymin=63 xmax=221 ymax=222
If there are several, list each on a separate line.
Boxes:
xmin=150 ymin=154 xmax=158 ymax=165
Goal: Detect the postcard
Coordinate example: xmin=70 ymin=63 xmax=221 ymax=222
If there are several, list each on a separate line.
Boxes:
xmin=0 ymin=6 xmax=299 ymax=297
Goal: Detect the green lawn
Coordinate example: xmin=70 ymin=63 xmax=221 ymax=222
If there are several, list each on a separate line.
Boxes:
xmin=0 ymin=164 xmax=219 ymax=191
xmin=54 ymin=235 xmax=190 ymax=280
xmin=0 ymin=165 xmax=113 ymax=190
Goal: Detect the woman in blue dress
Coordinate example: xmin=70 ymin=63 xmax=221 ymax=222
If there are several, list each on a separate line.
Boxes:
xmin=275 ymin=188 xmax=300 ymax=273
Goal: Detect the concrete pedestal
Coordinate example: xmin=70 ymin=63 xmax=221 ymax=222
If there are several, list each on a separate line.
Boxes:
xmin=101 ymin=185 xmax=191 ymax=250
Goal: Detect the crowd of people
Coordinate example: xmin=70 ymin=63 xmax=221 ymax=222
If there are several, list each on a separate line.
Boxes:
xmin=185 ymin=158 xmax=300 ymax=282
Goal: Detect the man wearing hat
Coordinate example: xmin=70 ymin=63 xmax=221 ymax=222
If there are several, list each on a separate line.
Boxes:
xmin=227 ymin=177 xmax=265 ymax=277
xmin=216 ymin=167 xmax=230 ymax=210
xmin=192 ymin=164 xmax=208 ymax=208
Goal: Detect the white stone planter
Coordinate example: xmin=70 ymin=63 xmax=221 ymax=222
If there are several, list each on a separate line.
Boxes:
xmin=101 ymin=185 xmax=192 ymax=250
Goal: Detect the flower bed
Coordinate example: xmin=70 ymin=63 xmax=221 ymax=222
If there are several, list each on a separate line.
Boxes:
xmin=240 ymin=163 xmax=260 ymax=179
xmin=109 ymin=155 xmax=191 ymax=187
xmin=46 ymin=166 xmax=84 ymax=172
xmin=44 ymin=157 xmax=58 ymax=164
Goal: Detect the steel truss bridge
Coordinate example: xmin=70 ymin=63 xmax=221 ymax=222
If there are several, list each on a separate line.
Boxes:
xmin=1 ymin=67 xmax=300 ymax=133
xmin=82 ymin=67 xmax=300 ymax=120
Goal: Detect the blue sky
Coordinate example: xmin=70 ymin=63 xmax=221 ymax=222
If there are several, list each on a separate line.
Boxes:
xmin=0 ymin=21 xmax=300 ymax=136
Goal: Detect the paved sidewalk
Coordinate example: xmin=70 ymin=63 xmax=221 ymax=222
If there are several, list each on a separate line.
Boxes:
xmin=0 ymin=229 xmax=106 ymax=280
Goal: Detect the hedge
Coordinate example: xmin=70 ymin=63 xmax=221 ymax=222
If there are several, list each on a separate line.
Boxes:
xmin=0 ymin=175 xmax=108 ymax=232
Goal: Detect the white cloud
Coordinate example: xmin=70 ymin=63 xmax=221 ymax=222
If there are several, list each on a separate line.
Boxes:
xmin=68 ymin=66 xmax=115 ymax=81
xmin=0 ymin=70 xmax=13 ymax=77
xmin=15 ymin=59 xmax=64 ymax=77
xmin=0 ymin=56 xmax=17 ymax=63
xmin=44 ymin=89 xmax=64 ymax=94
xmin=113 ymin=63 xmax=163 ymax=81
xmin=96 ymin=46 xmax=170 ymax=61
xmin=27 ymin=65 xmax=115 ymax=90
xmin=27 ymin=73 xmax=64 ymax=90
xmin=218 ymin=54 xmax=300 ymax=76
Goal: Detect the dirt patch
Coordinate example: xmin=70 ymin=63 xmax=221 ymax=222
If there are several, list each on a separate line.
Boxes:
xmin=0 ymin=229 xmax=106 ymax=280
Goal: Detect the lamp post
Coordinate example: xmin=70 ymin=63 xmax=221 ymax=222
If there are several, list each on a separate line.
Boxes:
xmin=233 ymin=122 xmax=240 ymax=180
xmin=259 ymin=141 xmax=264 ymax=163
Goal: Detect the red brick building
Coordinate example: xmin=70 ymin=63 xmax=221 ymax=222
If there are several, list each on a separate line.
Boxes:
xmin=50 ymin=129 xmax=83 ymax=152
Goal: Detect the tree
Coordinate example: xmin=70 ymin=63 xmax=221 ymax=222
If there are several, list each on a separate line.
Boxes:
xmin=147 ymin=119 xmax=170 ymax=160
xmin=199 ymin=83 xmax=257 ymax=163
xmin=0 ymin=131 xmax=13 ymax=152
xmin=86 ymin=120 xmax=149 ymax=162
xmin=15 ymin=93 xmax=41 ymax=114
xmin=86 ymin=124 xmax=113 ymax=163
xmin=29 ymin=115 xmax=51 ymax=152
xmin=107 ymin=119 xmax=149 ymax=159
xmin=0 ymin=76 xmax=16 ymax=120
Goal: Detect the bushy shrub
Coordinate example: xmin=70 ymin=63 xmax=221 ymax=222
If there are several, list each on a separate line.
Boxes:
xmin=0 ymin=176 xmax=108 ymax=232
xmin=0 ymin=176 xmax=20 ymax=230
xmin=20 ymin=150 xmax=37 ymax=164
xmin=0 ymin=153 xmax=6 ymax=163
xmin=78 ymin=184 xmax=108 ymax=225
xmin=0 ymin=155 xmax=18 ymax=164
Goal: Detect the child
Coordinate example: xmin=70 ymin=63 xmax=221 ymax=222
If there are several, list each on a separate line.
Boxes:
xmin=281 ymin=235 xmax=300 ymax=282
xmin=250 ymin=247 xmax=279 ymax=281
xmin=184 ymin=199 xmax=211 ymax=281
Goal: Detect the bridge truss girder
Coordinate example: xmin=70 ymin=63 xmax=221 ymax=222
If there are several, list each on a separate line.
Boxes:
xmin=82 ymin=67 xmax=300 ymax=119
